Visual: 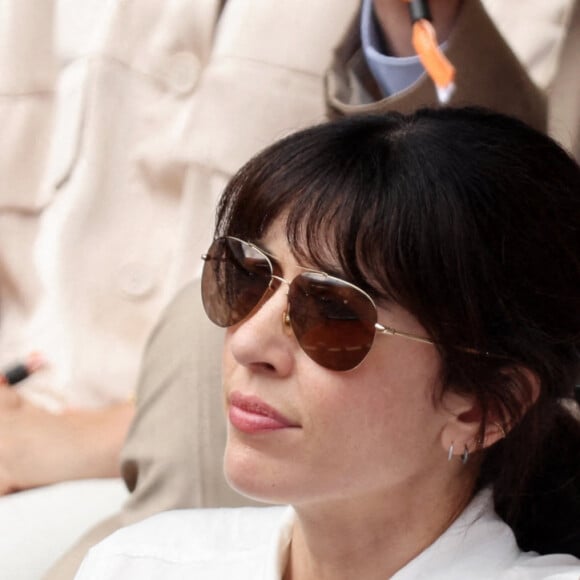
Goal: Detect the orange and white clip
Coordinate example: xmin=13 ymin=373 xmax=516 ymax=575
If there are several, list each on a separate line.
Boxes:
xmin=404 ymin=0 xmax=456 ymax=104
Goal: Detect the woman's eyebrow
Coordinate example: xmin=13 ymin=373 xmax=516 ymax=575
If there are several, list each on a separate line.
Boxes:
xmin=250 ymin=239 xmax=286 ymax=273
xmin=252 ymin=239 xmax=276 ymax=259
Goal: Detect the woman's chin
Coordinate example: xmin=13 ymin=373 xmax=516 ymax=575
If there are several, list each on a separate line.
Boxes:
xmin=223 ymin=447 xmax=291 ymax=505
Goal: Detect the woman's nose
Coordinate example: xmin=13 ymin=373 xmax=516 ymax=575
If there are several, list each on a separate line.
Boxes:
xmin=226 ymin=284 xmax=295 ymax=376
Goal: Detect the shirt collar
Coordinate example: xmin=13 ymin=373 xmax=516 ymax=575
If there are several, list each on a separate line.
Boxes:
xmin=263 ymin=490 xmax=522 ymax=580
xmin=262 ymin=505 xmax=295 ymax=580
xmin=391 ymin=488 xmax=521 ymax=579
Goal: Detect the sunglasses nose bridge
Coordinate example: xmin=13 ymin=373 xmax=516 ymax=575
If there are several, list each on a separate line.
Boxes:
xmin=269 ymin=274 xmax=294 ymax=335
xmin=282 ymin=309 xmax=292 ymax=331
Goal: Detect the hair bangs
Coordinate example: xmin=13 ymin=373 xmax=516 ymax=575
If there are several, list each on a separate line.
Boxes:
xmin=214 ymin=115 xmax=424 ymax=307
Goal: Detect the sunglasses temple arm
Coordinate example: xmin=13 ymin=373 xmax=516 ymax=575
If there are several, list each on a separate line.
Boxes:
xmin=376 ymin=323 xmax=505 ymax=359
xmin=375 ymin=323 xmax=435 ymax=345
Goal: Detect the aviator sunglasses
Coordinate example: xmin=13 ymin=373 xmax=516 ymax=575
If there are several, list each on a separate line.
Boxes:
xmin=201 ymin=236 xmax=435 ymax=372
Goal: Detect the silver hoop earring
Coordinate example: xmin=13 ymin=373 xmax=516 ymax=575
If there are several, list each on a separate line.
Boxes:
xmin=447 ymin=442 xmax=454 ymax=462
xmin=461 ymin=445 xmax=470 ymax=465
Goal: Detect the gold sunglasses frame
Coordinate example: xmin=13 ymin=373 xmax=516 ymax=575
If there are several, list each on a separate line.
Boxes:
xmin=202 ymin=237 xmax=436 ymax=351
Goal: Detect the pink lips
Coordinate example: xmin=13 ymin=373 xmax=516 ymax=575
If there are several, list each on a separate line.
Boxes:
xmin=228 ymin=392 xmax=298 ymax=434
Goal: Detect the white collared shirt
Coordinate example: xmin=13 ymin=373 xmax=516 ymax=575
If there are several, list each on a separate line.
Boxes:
xmin=75 ymin=490 xmax=580 ymax=579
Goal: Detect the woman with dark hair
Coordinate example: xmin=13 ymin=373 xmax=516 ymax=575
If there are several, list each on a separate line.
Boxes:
xmin=75 ymin=108 xmax=580 ymax=579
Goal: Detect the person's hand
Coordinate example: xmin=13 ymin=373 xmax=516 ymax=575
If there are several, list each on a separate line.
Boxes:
xmin=373 ymin=0 xmax=463 ymax=56
xmin=0 ymin=387 xmax=134 ymax=495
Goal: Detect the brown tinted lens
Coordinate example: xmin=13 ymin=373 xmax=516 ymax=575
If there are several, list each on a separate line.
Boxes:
xmin=201 ymin=237 xmax=273 ymax=327
xmin=288 ymin=273 xmax=377 ymax=371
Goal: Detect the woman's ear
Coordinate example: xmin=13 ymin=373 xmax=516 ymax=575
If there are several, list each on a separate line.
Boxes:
xmin=440 ymin=366 xmax=540 ymax=457
xmin=439 ymin=391 xmax=491 ymax=458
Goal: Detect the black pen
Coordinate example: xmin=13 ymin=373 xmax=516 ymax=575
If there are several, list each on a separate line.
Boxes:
xmin=0 ymin=353 xmax=44 ymax=386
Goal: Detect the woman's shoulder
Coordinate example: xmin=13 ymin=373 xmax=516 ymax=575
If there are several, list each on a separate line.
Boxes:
xmin=74 ymin=505 xmax=293 ymax=579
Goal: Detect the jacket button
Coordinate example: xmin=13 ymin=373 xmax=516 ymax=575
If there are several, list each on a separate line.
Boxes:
xmin=118 ymin=263 xmax=155 ymax=299
xmin=163 ymin=51 xmax=201 ymax=94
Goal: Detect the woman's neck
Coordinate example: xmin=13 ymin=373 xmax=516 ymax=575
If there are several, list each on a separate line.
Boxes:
xmin=284 ymin=474 xmax=475 ymax=580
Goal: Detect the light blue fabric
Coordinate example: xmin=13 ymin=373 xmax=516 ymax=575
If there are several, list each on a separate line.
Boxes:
xmin=361 ymin=0 xmax=447 ymax=96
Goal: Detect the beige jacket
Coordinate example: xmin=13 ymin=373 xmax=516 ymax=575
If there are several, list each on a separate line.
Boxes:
xmin=0 ymin=0 xmax=360 ymax=410
xmin=41 ymin=1 xmax=579 ymax=578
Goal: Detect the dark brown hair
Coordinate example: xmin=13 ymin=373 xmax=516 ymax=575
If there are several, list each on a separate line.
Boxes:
xmin=214 ymin=108 xmax=580 ymax=555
